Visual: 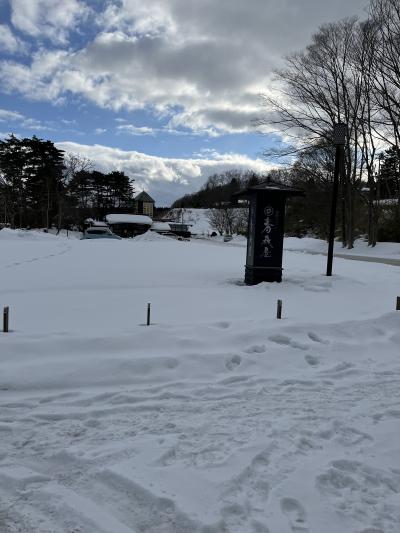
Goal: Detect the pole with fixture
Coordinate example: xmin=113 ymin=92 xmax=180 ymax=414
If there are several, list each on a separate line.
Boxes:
xmin=326 ymin=122 xmax=347 ymax=277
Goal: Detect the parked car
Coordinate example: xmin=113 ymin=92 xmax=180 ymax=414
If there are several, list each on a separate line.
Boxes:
xmin=223 ymin=234 xmax=233 ymax=242
xmin=81 ymin=227 xmax=122 ymax=240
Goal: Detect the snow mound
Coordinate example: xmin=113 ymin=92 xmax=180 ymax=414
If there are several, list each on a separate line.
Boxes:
xmin=134 ymin=230 xmax=170 ymax=242
xmin=0 ymin=228 xmax=57 ymax=241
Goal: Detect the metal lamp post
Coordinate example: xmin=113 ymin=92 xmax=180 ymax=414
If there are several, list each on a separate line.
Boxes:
xmin=326 ymin=122 xmax=347 ymax=276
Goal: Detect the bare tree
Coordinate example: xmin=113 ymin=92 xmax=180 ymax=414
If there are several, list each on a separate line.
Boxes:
xmin=208 ymin=209 xmax=226 ymax=235
xmin=208 ymin=207 xmax=250 ymax=236
xmin=369 ymin=0 xmax=400 ymax=220
xmin=233 ymin=208 xmax=249 ymax=235
xmin=207 ymin=208 xmax=237 ymax=235
xmin=259 ymin=18 xmax=373 ymax=247
xmin=57 ymin=153 xmax=93 ymax=232
xmin=369 ymin=0 xmax=400 ymax=144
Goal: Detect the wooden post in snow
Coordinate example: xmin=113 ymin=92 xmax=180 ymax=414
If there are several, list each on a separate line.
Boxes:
xmin=276 ymin=299 xmax=282 ymax=319
xmin=396 ymin=297 xmax=400 ymax=311
xmin=147 ymin=303 xmax=151 ymax=326
xmin=3 ymin=306 xmax=9 ymax=333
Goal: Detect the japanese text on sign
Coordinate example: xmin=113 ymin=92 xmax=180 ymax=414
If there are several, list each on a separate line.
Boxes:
xmin=261 ymin=205 xmax=274 ymax=258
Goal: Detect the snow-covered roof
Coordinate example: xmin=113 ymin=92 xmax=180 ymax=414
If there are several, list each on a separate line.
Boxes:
xmin=105 ymin=214 xmax=153 ymax=225
xmin=91 ymin=220 xmax=108 ymax=227
xmin=151 ymin=222 xmax=171 ymax=232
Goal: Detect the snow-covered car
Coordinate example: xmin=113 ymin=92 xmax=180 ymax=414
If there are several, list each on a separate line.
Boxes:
xmin=81 ymin=227 xmax=122 ymax=240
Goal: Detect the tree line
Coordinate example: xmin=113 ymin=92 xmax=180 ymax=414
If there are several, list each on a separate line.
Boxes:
xmin=172 ymin=143 xmax=400 ymax=241
xmin=0 ymin=135 xmax=136 ymax=230
xmin=172 ymin=169 xmax=261 ymax=209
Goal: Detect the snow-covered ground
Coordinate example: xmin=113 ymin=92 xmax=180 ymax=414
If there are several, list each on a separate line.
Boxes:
xmin=1 ymin=228 xmax=400 ymax=533
xmin=167 ymin=207 xmax=400 ymax=262
xmin=285 ymin=236 xmax=400 ymax=260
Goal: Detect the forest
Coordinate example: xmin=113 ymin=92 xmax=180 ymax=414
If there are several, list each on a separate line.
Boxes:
xmin=0 ymin=135 xmax=136 ymax=230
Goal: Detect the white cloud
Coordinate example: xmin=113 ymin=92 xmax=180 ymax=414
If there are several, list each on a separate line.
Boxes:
xmin=0 ymin=107 xmax=55 ymax=132
xmin=169 ymin=101 xmax=261 ymax=136
xmin=56 ymin=141 xmax=275 ymax=205
xmin=0 ymin=0 xmax=367 ymax=136
xmin=116 ymin=124 xmax=155 ymax=136
xmin=10 ymin=0 xmax=90 ymax=44
xmin=0 ymin=108 xmax=24 ymax=121
xmin=0 ymin=24 xmax=27 ymax=54
xmin=21 ymin=118 xmax=53 ymax=131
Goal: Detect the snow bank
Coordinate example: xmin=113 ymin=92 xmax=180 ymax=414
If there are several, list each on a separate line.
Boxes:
xmin=0 ymin=228 xmax=57 ymax=241
xmin=134 ymin=230 xmax=171 ymax=242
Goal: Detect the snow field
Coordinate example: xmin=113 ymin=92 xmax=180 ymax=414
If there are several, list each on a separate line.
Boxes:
xmin=0 ymin=229 xmax=400 ymax=532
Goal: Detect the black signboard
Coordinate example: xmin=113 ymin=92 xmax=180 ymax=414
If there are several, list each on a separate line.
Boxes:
xmin=245 ymin=193 xmax=285 ymax=284
xmin=233 ymin=178 xmax=303 ymax=285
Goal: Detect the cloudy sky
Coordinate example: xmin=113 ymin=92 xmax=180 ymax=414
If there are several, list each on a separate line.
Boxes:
xmin=0 ymin=0 xmax=367 ymax=205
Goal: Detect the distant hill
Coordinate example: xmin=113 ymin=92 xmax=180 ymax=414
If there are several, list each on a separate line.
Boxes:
xmin=171 ymin=170 xmax=264 ymax=208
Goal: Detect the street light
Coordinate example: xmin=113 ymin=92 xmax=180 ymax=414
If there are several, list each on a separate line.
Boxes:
xmin=333 ymin=122 xmax=347 ymax=146
xmin=326 ymin=122 xmax=346 ymax=276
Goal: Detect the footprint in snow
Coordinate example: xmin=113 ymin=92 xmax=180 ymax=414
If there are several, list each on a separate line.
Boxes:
xmin=303 ymin=285 xmax=330 ymax=293
xmin=244 ymin=344 xmax=266 ymax=354
xmin=280 ymin=497 xmax=309 ymax=532
xmin=225 ymin=354 xmax=242 ymax=371
xmin=215 ymin=321 xmax=231 ymax=329
xmin=268 ymin=335 xmax=309 ymax=351
xmin=304 ymin=354 xmax=320 ymax=367
xmin=268 ymin=334 xmax=292 ymax=346
xmin=251 ymin=520 xmax=270 ymax=533
xmin=307 ymin=331 xmax=329 ymax=344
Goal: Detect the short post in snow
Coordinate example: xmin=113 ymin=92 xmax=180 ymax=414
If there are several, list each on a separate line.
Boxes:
xmin=3 ymin=306 xmax=9 ymax=333
xmin=147 ymin=303 xmax=151 ymax=326
xmin=396 ymin=297 xmax=400 ymax=311
xmin=277 ymin=299 xmax=282 ymax=319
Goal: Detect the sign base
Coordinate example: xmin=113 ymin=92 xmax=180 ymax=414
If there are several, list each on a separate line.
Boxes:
xmin=245 ymin=265 xmax=282 ymax=285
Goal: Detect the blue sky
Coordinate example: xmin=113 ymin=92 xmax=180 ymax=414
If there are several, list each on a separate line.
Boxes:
xmin=0 ymin=0 xmax=367 ymax=205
